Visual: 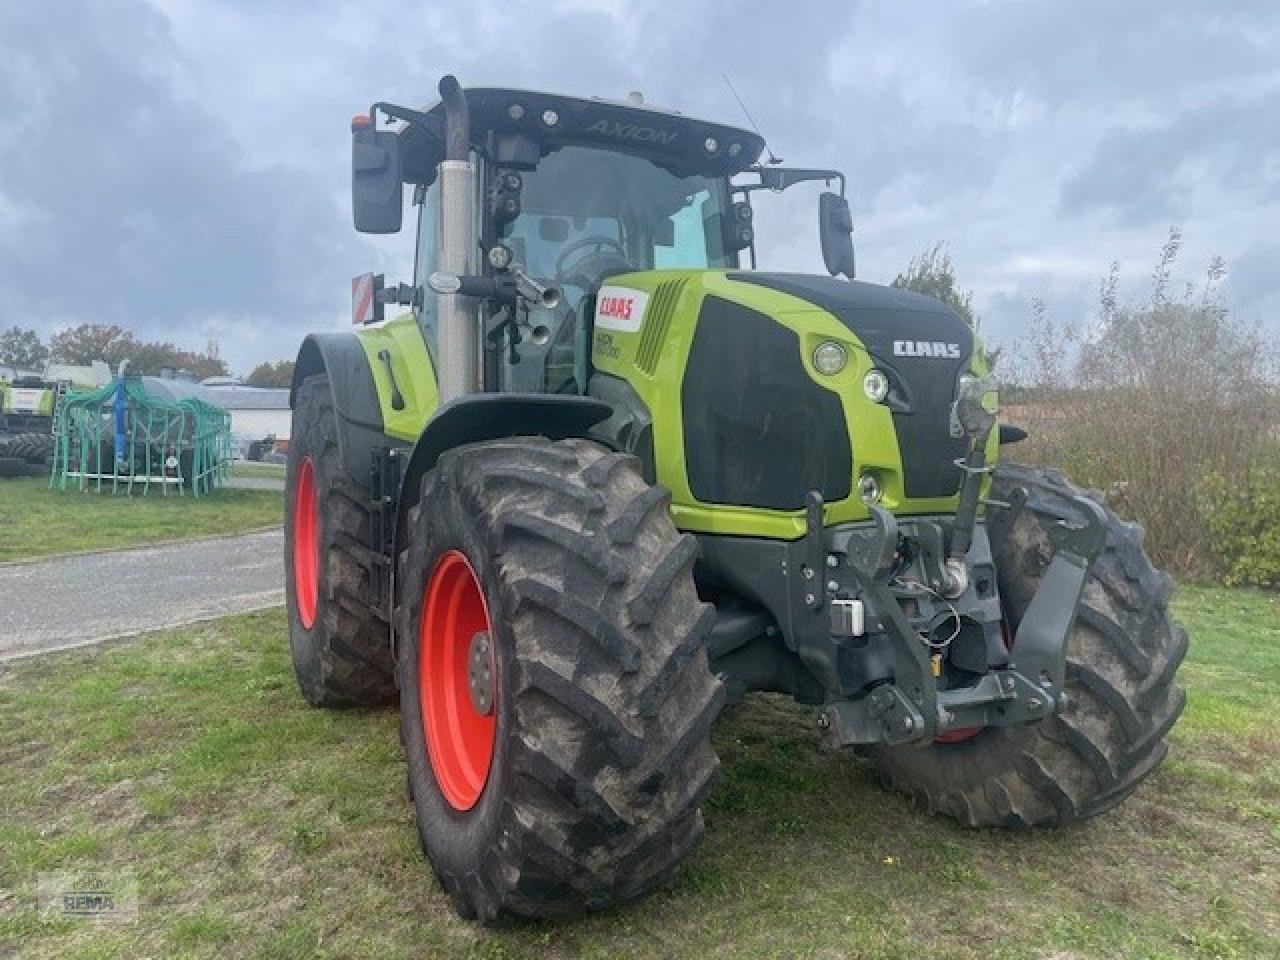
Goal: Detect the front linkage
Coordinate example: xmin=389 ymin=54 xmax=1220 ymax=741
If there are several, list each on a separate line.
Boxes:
xmin=773 ymin=374 xmax=1107 ymax=749
xmin=815 ymin=489 xmax=1107 ymax=746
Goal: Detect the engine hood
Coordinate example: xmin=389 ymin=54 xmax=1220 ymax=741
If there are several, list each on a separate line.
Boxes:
xmin=727 ymin=272 xmax=975 ymax=499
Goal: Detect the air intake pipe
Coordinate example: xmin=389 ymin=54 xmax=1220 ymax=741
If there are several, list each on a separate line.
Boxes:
xmin=435 ymin=75 xmax=479 ymax=402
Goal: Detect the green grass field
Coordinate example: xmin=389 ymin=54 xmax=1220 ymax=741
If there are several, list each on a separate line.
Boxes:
xmin=231 ymin=461 xmax=286 ymax=480
xmin=0 ymin=478 xmax=282 ymax=562
xmin=0 ymin=587 xmax=1275 ymax=959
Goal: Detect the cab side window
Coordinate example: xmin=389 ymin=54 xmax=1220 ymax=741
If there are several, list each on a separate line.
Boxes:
xmin=413 ymin=181 xmax=442 ymax=352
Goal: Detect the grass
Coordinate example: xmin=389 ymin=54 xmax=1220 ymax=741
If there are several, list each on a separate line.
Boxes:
xmin=0 ymin=477 xmax=282 ymax=562
xmin=231 ymin=461 xmax=286 ymax=480
xmin=0 ymin=586 xmax=1276 ymax=959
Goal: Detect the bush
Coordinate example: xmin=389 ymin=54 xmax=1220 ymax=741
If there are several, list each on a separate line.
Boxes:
xmin=1203 ymin=455 xmax=1280 ymax=588
xmin=1004 ymin=229 xmax=1279 ymax=583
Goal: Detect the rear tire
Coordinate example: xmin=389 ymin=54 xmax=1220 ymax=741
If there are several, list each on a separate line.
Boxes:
xmin=6 ymin=432 xmax=53 ymax=465
xmin=284 ymin=374 xmax=396 ymax=707
xmin=396 ymin=437 xmax=721 ymax=921
xmin=869 ymin=462 xmax=1187 ymax=826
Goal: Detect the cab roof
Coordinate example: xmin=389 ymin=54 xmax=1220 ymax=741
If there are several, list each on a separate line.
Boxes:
xmin=397 ymin=86 xmax=766 ymax=179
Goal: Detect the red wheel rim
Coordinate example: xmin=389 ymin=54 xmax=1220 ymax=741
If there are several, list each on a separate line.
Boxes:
xmin=420 ymin=550 xmax=497 ymax=811
xmin=292 ymin=457 xmax=319 ymax=629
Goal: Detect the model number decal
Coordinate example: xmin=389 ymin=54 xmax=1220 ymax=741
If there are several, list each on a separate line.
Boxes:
xmin=595 ymin=286 xmax=649 ymax=333
xmin=892 ymin=340 xmax=961 ymax=359
xmin=587 ymin=119 xmax=678 ymax=145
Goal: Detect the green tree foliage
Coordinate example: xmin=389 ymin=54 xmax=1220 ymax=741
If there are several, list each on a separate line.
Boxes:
xmin=49 ymin=324 xmax=228 ymax=379
xmin=0 ymin=325 xmax=50 ymax=369
xmin=245 ymin=360 xmax=295 ymax=388
xmin=892 ymin=243 xmax=979 ymax=329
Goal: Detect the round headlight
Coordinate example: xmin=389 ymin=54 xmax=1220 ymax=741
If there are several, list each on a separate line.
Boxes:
xmin=704 ymin=137 xmax=719 ymax=153
xmin=812 ymin=341 xmax=848 ymax=376
xmin=507 ymin=103 xmax=525 ymax=121
xmin=859 ymin=473 xmax=882 ymax=503
xmin=541 ymin=109 xmax=559 ymax=127
xmin=487 ymin=244 xmax=513 ymax=270
xmin=862 ymin=368 xmax=890 ymax=403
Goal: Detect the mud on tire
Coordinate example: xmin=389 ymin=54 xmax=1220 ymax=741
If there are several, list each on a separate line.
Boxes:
xmin=869 ymin=462 xmax=1188 ymax=826
xmin=396 ymin=437 xmax=721 ymax=922
xmin=285 ymin=374 xmax=396 ymax=707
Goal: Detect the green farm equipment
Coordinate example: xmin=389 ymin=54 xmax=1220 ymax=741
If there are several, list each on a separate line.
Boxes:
xmin=0 ymin=374 xmax=57 ymax=471
xmin=50 ymin=373 xmax=232 ymax=494
xmin=284 ymin=77 xmax=1186 ymax=921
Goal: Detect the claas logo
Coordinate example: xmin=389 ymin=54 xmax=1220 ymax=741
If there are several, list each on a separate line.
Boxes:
xmin=597 ymin=295 xmax=635 ymax=322
xmin=892 ymin=339 xmax=962 ymax=359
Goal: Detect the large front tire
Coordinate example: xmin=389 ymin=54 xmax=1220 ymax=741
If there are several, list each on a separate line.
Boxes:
xmin=869 ymin=462 xmax=1187 ymax=826
xmin=284 ymin=374 xmax=396 ymax=707
xmin=396 ymin=437 xmax=721 ymax=922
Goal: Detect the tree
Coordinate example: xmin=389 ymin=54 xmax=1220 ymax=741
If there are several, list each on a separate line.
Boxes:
xmin=48 ymin=323 xmax=229 ymax=378
xmin=49 ymin=324 xmax=135 ymax=368
xmin=892 ymin=243 xmax=979 ymax=329
xmin=245 ymin=360 xmax=295 ymax=388
xmin=0 ymin=326 xmax=49 ymax=369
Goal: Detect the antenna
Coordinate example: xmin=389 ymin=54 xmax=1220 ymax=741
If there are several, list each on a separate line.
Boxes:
xmin=723 ymin=74 xmax=782 ymax=165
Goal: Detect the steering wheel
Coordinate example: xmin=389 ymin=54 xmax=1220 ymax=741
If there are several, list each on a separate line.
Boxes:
xmin=554 ymin=236 xmax=632 ymax=287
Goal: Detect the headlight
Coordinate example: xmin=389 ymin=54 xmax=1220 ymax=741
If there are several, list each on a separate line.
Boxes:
xmin=812 ymin=341 xmax=848 ymax=376
xmin=862 ymin=368 xmax=890 ymax=403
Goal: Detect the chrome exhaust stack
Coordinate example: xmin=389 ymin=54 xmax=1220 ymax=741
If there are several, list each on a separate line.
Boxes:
xmin=436 ymin=75 xmax=479 ymax=402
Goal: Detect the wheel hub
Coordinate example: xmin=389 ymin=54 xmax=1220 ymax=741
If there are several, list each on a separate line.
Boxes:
xmin=467 ymin=631 xmax=494 ymax=714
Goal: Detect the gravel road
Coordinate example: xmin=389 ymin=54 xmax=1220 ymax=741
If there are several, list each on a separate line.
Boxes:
xmin=0 ymin=529 xmax=284 ymax=660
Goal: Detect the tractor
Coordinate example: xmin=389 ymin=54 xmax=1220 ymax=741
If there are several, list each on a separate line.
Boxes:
xmin=0 ymin=373 xmax=57 ymax=467
xmin=284 ymin=76 xmax=1186 ymax=922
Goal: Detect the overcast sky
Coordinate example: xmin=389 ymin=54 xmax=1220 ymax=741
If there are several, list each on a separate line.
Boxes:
xmin=1 ymin=0 xmax=1276 ymax=374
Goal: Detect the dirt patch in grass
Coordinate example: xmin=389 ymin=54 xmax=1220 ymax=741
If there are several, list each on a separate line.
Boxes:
xmin=0 ymin=587 xmax=1276 ymax=958
xmin=0 ymin=477 xmax=281 ymax=562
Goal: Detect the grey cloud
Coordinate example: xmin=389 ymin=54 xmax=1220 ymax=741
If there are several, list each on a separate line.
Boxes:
xmin=0 ymin=0 xmax=1276 ymax=374
xmin=1058 ymin=90 xmax=1280 ymax=222
xmin=0 ymin=0 xmax=349 ymax=361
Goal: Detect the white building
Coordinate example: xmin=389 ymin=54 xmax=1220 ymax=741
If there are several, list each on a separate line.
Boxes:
xmin=199 ymin=380 xmax=292 ymax=455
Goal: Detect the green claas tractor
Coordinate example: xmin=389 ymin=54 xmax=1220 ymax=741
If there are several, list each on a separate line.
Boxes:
xmin=285 ymin=76 xmax=1186 ymax=922
xmin=0 ymin=374 xmax=57 ymax=468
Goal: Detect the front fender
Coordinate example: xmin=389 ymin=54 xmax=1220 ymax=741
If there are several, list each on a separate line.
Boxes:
xmin=393 ymin=392 xmax=611 ymax=565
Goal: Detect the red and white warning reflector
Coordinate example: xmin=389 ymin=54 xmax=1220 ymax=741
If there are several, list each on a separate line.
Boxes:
xmin=352 ymin=272 xmax=375 ymax=325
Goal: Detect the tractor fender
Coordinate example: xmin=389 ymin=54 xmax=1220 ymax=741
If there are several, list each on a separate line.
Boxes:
xmin=291 ymin=333 xmax=387 ymax=486
xmin=392 ymin=392 xmax=611 ymax=563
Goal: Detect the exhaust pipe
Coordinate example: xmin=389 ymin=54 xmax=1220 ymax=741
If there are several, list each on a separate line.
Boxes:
xmin=436 ymin=75 xmax=479 ymax=402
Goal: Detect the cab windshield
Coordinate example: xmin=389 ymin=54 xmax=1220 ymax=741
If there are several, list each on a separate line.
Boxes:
xmin=494 ymin=146 xmax=735 ymax=392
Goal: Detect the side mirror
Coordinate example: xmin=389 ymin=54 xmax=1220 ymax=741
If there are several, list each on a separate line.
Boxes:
xmin=819 ymin=192 xmax=855 ymax=279
xmin=351 ymin=117 xmax=403 ymax=234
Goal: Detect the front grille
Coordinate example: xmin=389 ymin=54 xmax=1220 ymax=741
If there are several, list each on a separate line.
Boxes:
xmin=635 ymin=278 xmax=687 ymax=374
xmin=681 ymin=296 xmax=852 ymax=510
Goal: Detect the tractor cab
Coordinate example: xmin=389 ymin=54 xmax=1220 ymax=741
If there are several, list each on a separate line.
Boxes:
xmin=351 ymin=83 xmax=852 ymax=401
